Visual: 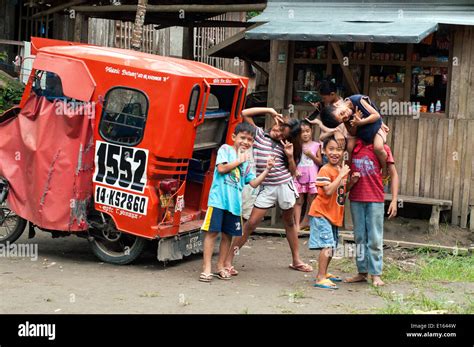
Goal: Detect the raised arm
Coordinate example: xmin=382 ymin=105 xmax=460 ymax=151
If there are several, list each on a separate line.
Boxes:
xmin=281 ymin=140 xmax=297 ymax=176
xmin=322 ymin=165 xmax=351 ymax=196
xmin=217 ymin=149 xmax=248 ymax=174
xmin=350 ymin=100 xmax=381 ymax=127
xmin=241 ymin=107 xmax=284 ymax=126
xmin=249 ymin=157 xmax=275 ymax=188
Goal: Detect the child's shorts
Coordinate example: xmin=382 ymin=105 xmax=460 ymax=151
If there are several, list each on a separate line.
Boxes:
xmin=241 ymin=184 xmax=258 ymax=220
xmin=294 ymin=179 xmax=317 ymax=195
xmin=201 ymin=207 xmax=242 ymax=236
xmin=309 ymin=216 xmax=339 ymax=250
xmin=254 ymin=181 xmax=299 ymax=210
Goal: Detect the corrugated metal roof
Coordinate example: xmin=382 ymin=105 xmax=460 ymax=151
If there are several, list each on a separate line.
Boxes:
xmin=249 ymin=1 xmax=474 ymax=26
xmin=246 ymin=1 xmax=474 ymax=42
xmin=246 ymin=21 xmax=439 ymax=43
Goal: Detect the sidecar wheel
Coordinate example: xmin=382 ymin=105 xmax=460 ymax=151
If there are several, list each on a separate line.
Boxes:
xmin=89 ymin=232 xmax=147 ymax=265
xmin=0 ymin=205 xmax=27 ymax=244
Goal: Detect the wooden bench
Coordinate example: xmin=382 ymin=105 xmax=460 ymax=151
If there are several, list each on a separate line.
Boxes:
xmin=385 ymin=194 xmax=452 ymax=232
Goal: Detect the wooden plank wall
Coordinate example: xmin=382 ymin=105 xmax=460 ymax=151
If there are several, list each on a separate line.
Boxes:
xmin=88 ymin=13 xmax=245 ymax=76
xmin=0 ymin=2 xmax=16 ymax=61
xmin=290 ymin=110 xmax=474 ymax=228
xmin=449 ymin=26 xmax=474 ymax=121
xmin=88 ymin=18 xmax=160 ymax=54
xmin=194 ymin=12 xmax=246 ymax=75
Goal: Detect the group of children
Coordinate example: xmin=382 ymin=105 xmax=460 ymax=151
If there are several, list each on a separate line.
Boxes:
xmin=199 ymin=79 xmax=399 ymax=289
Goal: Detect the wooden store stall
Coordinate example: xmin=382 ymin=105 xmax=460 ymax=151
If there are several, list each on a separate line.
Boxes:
xmin=210 ymin=0 xmax=474 ymax=231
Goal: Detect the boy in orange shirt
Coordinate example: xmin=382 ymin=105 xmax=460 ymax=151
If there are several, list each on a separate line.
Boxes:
xmin=308 ymin=135 xmax=360 ymax=290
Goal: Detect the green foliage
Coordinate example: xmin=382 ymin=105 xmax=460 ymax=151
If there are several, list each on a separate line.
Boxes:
xmin=246 ymin=11 xmax=261 ymax=20
xmin=373 ymin=289 xmax=474 ymax=314
xmin=0 ymin=84 xmax=24 ymax=113
xmin=382 ymin=251 xmax=474 ymax=283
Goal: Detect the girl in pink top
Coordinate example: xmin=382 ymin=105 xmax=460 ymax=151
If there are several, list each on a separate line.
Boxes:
xmin=294 ymin=120 xmax=323 ymax=231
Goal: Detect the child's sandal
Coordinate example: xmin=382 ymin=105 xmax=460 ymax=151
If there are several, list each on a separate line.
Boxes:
xmin=199 ymin=272 xmax=213 ymax=282
xmin=213 ymin=269 xmax=231 ymax=280
xmin=225 ymin=266 xmax=239 ymax=276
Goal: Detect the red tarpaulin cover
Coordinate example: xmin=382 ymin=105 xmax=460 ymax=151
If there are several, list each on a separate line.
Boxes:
xmin=0 ymin=94 xmax=94 ymax=231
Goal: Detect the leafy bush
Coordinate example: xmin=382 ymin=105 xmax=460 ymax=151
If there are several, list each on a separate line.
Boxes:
xmin=0 ymin=85 xmax=23 ymax=112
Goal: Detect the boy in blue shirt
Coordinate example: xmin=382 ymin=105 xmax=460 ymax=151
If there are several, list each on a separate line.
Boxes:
xmin=199 ymin=122 xmax=274 ymax=282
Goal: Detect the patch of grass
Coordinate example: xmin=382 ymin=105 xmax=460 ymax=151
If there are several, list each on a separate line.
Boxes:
xmin=139 ymin=292 xmax=161 ymax=298
xmin=382 ymin=251 xmax=474 ymax=283
xmin=426 ymin=283 xmax=455 ymax=294
xmin=332 ymin=257 xmax=357 ymax=273
xmin=373 ymin=288 xmax=474 ymax=314
xmin=281 ymin=288 xmax=308 ymax=303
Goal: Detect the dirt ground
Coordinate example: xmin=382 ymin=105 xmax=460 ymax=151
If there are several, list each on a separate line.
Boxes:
xmin=383 ymin=217 xmax=474 ymax=248
xmin=1 ymin=226 xmax=473 ymax=314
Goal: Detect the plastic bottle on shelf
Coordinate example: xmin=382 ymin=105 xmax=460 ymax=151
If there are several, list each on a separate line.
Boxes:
xmin=435 ymin=100 xmax=441 ymax=112
xmin=429 ymin=102 xmax=435 ymax=113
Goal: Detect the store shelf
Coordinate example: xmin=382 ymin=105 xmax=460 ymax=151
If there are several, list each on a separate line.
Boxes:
xmin=411 ymin=61 xmax=449 ymax=67
xmin=370 ymin=82 xmax=405 ymax=87
xmin=294 ymin=58 xmax=328 ymax=64
xmin=294 ymin=58 xmax=448 ymax=68
xmin=369 ymin=60 xmax=407 ymax=66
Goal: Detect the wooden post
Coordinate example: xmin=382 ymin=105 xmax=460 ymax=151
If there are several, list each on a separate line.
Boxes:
xmin=404 ymin=44 xmax=413 ymax=104
xmin=429 ymin=205 xmax=441 ymax=233
xmin=470 ymin=206 xmax=474 ymax=232
xmin=267 ymin=40 xmax=289 ymax=226
xmin=73 ymin=12 xmax=83 ymax=42
xmin=362 ymin=43 xmax=371 ymax=95
xmin=330 ymin=42 xmax=360 ymax=94
xmin=182 ymin=26 xmax=194 ymax=60
xmin=268 ymin=40 xmax=289 ymax=111
xmin=131 ymin=0 xmax=148 ymax=51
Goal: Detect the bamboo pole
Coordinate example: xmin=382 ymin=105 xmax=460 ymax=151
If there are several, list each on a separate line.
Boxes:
xmin=131 ymin=0 xmax=148 ymax=51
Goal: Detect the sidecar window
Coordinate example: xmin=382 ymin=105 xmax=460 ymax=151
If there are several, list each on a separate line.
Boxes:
xmin=99 ymin=87 xmax=149 ymax=146
xmin=32 ymin=70 xmax=67 ymax=101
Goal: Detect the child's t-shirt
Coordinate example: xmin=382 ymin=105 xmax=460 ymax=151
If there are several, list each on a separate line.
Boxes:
xmin=347 ymin=94 xmax=382 ymax=144
xmin=308 ymin=164 xmax=348 ymax=227
xmin=207 ymin=144 xmax=256 ymax=216
xmin=296 ymin=141 xmax=320 ymax=184
xmin=349 ymin=140 xmax=395 ymax=203
xmin=254 ymin=127 xmax=292 ymax=186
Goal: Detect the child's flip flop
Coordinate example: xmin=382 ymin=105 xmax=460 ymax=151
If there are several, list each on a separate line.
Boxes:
xmin=225 ymin=266 xmax=239 ymax=276
xmin=199 ymin=272 xmax=213 ymax=282
xmin=313 ymin=278 xmax=338 ymax=290
xmin=289 ymin=263 xmax=313 ymax=272
xmin=326 ymin=273 xmax=342 ymax=282
xmin=213 ymin=269 xmax=231 ymax=280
